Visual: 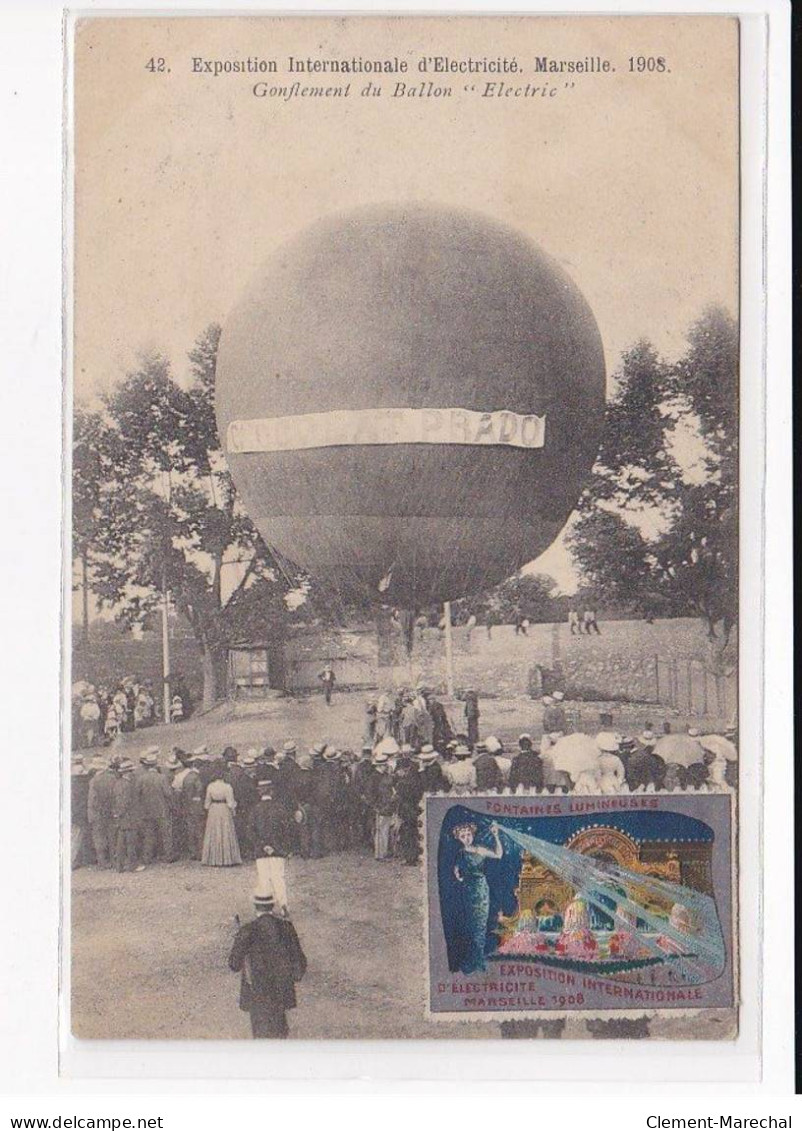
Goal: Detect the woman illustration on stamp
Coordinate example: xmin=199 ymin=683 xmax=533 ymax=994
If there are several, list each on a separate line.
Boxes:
xmin=452 ymin=821 xmax=503 ymax=974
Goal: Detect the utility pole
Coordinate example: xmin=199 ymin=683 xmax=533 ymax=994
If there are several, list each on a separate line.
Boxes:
xmin=160 ymin=466 xmax=172 ymax=725
xmin=81 ymin=550 xmax=90 ymax=645
xmin=443 ymin=600 xmax=455 ymax=698
xmin=161 ymin=562 xmax=171 ymax=725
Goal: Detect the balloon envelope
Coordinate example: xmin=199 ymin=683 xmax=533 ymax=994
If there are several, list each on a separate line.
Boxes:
xmin=215 ymin=206 xmax=606 ymax=607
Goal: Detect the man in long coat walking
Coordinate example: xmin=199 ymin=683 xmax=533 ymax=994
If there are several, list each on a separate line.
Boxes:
xmin=228 ymin=894 xmax=307 ymax=1038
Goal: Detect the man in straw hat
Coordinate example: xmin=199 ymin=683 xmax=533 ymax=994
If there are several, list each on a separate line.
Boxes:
xmin=173 ymin=750 xmax=206 ymax=860
xmin=395 ymin=750 xmax=423 ymax=865
xmin=273 ymin=740 xmax=302 ymax=809
xmin=87 ymin=755 xmax=116 ymax=869
xmin=227 ymin=749 xmax=260 ymax=860
xmin=312 ymin=746 xmax=348 ymax=855
xmin=110 ymin=759 xmax=144 ymax=872
xmin=134 ymin=747 xmax=176 ymax=864
xmin=443 ymin=744 xmax=477 ymax=791
xmin=247 ymin=777 xmax=299 ymax=914
xmin=473 ymin=739 xmax=504 ymax=792
xmin=367 ymin=751 xmax=397 ymax=861
xmin=625 ymin=728 xmax=666 ymax=792
xmin=416 ymin=744 xmax=449 ymax=795
xmin=228 ymin=892 xmax=307 ymax=1039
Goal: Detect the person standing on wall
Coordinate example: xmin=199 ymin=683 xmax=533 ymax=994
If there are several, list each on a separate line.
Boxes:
xmin=583 ymin=607 xmax=601 ymax=635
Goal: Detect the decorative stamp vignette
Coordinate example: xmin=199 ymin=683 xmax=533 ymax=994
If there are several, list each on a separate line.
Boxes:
xmin=423 ymin=791 xmax=736 ymax=1022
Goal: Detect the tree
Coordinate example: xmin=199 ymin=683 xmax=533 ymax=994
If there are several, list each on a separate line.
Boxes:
xmin=79 ymin=328 xmax=297 ymax=710
xmin=454 ymin=572 xmax=561 ymax=624
xmin=72 ymin=406 xmax=132 ymax=643
xmin=567 ymin=308 xmax=738 ymax=640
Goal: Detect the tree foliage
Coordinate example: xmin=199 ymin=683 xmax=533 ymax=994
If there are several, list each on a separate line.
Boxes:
xmin=567 ymin=307 xmax=738 ymax=639
xmin=453 ymin=572 xmax=561 ymax=625
xmin=74 ymin=326 xmax=297 ymax=709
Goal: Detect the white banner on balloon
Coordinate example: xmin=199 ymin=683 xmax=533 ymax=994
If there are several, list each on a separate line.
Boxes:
xmin=226 ymin=407 xmax=546 ymax=454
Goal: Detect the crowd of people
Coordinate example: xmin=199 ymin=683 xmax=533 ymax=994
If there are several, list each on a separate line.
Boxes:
xmin=71 ymin=675 xmax=193 ymax=748
xmin=70 ymin=684 xmax=736 ymax=1040
xmin=72 ymin=687 xmax=737 ymax=878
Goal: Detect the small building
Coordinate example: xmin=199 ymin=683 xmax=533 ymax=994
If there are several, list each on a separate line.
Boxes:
xmin=222 ymin=580 xmax=288 ymax=698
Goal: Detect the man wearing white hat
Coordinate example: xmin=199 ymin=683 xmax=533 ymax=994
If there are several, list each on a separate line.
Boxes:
xmin=228 ymin=893 xmax=307 ymax=1038
xmin=87 ymin=756 xmax=116 ymax=869
xmin=228 ymin=750 xmax=261 ymax=860
xmin=367 ymin=752 xmax=397 ymax=860
xmin=247 ymin=779 xmax=299 ymax=914
xmin=110 ymin=760 xmax=144 ymax=872
xmin=374 ymin=734 xmax=400 ymax=767
xmin=486 ymin=735 xmax=512 ymax=784
xmin=134 ymin=747 xmax=176 ymax=863
xmin=175 ymin=750 xmax=205 ymax=860
xmin=274 ymin=740 xmax=302 ymax=811
xmin=625 ymin=730 xmax=666 ymax=792
xmin=443 ymin=745 xmax=477 ymax=790
xmin=474 ymin=739 xmax=504 ymax=791
xmin=416 ymin=745 xmax=449 ymax=794
xmin=312 ymin=746 xmax=348 ymax=854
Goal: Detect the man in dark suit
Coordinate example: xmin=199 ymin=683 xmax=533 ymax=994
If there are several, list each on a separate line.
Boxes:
xmin=111 ymin=760 xmax=142 ymax=872
xmin=625 ymin=730 xmax=667 ymax=791
xmin=416 ymin=746 xmax=450 ymax=794
xmin=273 ymin=741 xmax=303 ymax=808
xmin=71 ymin=757 xmax=93 ymax=869
xmin=509 ymin=735 xmax=544 ymax=791
xmin=247 ymin=780 xmax=299 ymax=913
xmin=177 ymin=754 xmax=206 ymax=860
xmin=318 ymin=663 xmax=336 ymax=705
xmin=394 ymin=756 xmax=424 ymax=865
xmin=134 ymin=749 xmax=176 ymax=863
xmin=228 ymin=894 xmax=307 ymax=1038
xmin=228 ymin=751 xmax=261 ymax=860
xmin=473 ymin=741 xmax=503 ymax=791
xmin=87 ymin=756 xmax=116 ymax=868
xmin=312 ymin=748 xmax=348 ymax=854
xmin=426 ymin=694 xmax=453 ymax=753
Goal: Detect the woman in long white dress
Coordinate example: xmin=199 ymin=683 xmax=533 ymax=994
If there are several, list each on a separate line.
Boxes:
xmin=201 ymin=762 xmax=242 ymax=866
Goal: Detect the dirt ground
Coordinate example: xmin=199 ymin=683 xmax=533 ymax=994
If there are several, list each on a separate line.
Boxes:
xmin=71 ymin=688 xmax=736 ymax=1042
xmin=71 ymin=851 xmax=735 ymax=1042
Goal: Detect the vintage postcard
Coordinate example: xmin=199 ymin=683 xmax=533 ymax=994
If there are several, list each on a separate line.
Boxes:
xmin=68 ymin=13 xmax=740 ymax=1042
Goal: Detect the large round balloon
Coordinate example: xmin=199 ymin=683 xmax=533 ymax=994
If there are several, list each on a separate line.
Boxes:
xmin=215 ymin=206 xmax=606 ymax=608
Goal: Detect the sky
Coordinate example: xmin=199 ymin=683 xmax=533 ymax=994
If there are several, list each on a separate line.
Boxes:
xmin=73 ymin=15 xmax=739 ymax=597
